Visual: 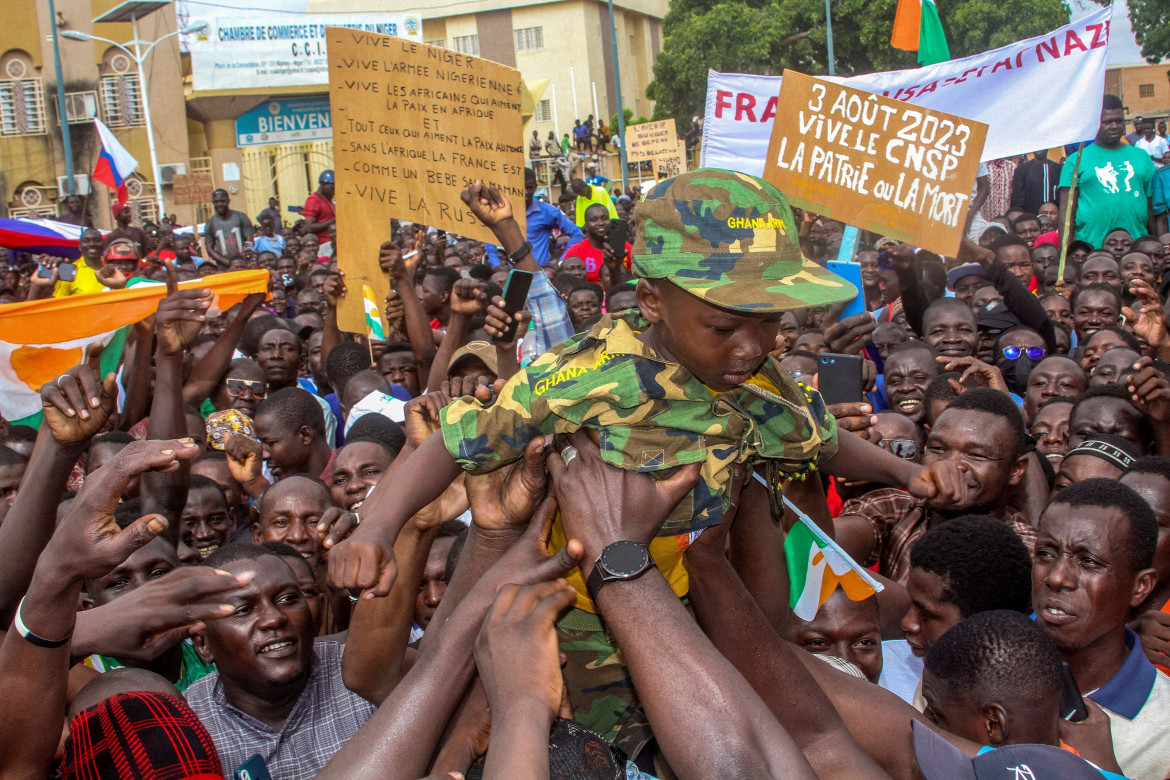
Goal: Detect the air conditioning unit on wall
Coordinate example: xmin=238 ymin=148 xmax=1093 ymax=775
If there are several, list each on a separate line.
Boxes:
xmin=63 ymin=92 xmax=98 ymax=124
xmin=159 ymin=163 xmax=186 ymax=184
xmin=57 ymin=175 xmax=91 ymax=197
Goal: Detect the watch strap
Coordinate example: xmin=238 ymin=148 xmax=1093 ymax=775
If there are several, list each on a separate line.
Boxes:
xmin=507 ymin=240 xmax=533 ymax=266
xmin=585 ymin=542 xmax=652 ymax=602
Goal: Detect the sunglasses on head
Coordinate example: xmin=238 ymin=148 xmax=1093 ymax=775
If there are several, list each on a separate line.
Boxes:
xmin=1001 ymin=346 xmax=1046 ymax=361
xmin=879 ymin=439 xmax=918 ymax=460
xmin=225 ymin=378 xmax=267 ymax=398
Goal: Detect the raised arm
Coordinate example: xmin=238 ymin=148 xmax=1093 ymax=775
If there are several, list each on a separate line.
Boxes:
xmin=685 ymin=515 xmax=891 ymax=779
xmin=0 ymin=348 xmax=117 ymax=627
xmin=141 ymin=269 xmax=212 ymax=543
xmin=182 ymin=291 xmax=264 ymax=406
xmin=549 ymin=431 xmax=817 ymax=779
xmin=0 ymin=439 xmax=201 ymax=777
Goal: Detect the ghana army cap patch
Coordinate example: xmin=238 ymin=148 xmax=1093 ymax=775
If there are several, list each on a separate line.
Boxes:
xmin=633 ymin=168 xmax=857 ymax=313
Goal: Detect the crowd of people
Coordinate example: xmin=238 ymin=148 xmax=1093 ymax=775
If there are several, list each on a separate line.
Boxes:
xmin=0 ymin=95 xmax=1168 ymax=779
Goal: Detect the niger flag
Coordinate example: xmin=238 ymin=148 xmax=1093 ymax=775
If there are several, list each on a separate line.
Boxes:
xmin=783 ymin=502 xmax=883 ymax=621
xmin=0 ymin=270 xmax=267 ymax=426
xmin=891 ymin=0 xmax=950 ymax=66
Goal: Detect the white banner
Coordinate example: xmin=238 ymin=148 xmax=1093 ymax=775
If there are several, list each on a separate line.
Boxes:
xmin=702 ymin=7 xmax=1110 ymax=173
xmin=190 ymin=14 xmax=423 ymax=91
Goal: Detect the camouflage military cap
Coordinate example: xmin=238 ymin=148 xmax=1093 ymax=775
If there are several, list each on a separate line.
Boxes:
xmin=633 ymin=168 xmax=857 ymax=313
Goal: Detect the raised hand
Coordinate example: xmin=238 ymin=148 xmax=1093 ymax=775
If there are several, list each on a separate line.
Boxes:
xmin=46 ymin=439 xmax=200 ymax=583
xmin=322 ymin=270 xmax=347 ymax=309
xmin=384 ymin=290 xmax=406 ymax=332
xmin=547 ymin=429 xmax=700 ymax=561
xmin=156 ymin=263 xmax=213 ymax=357
xmin=1122 ymin=279 xmax=1168 ymax=351
xmin=74 ymin=566 xmax=250 ymax=661
xmin=224 ymin=433 xmax=265 ymax=486
xmin=450 ymin=278 xmax=488 ymax=317
xmin=40 ymin=343 xmax=118 ymax=446
xmin=1128 ymin=356 xmax=1170 ymax=423
xmin=460 ymin=181 xmax=514 ymax=228
xmin=464 ymin=436 xmax=549 ymax=533
xmin=475 ymin=580 xmax=577 ymax=723
xmin=317 ymin=505 xmax=361 ymax=551
xmin=936 ymin=355 xmax=1010 ymax=394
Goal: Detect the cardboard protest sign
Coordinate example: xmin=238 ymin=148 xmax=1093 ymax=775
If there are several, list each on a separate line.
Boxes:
xmin=327 ymin=26 xmax=526 ymax=332
xmin=626 ymin=119 xmax=678 ymax=161
xmin=171 ymin=173 xmax=213 ymax=205
xmin=653 ymin=140 xmax=688 ymax=180
xmin=764 ymin=71 xmax=986 ymax=256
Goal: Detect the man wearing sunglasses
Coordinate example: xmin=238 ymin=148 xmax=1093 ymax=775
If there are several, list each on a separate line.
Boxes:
xmin=993 ymin=326 xmax=1048 ymax=397
xmin=210 ymin=358 xmax=268 ymax=420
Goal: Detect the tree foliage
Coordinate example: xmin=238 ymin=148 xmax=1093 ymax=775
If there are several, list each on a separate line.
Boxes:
xmin=1124 ymin=0 xmax=1170 ymax=63
xmin=647 ymin=0 xmax=1071 ymax=128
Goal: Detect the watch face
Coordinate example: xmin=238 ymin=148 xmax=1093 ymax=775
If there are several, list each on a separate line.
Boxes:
xmin=600 ymin=541 xmax=650 ymax=578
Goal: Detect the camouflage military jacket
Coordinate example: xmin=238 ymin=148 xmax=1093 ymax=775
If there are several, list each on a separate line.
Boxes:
xmin=441 ymin=310 xmax=838 ymax=536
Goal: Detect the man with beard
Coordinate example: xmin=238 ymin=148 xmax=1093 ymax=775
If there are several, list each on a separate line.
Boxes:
xmin=836 ymin=389 xmax=1035 ymax=583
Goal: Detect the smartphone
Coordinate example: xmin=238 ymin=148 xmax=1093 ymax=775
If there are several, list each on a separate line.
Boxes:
xmin=1060 ymin=662 xmax=1089 ymax=722
xmin=492 ymin=269 xmax=534 ymax=344
xmin=57 ymin=262 xmax=77 ymax=283
xmin=817 ymin=353 xmax=864 ymax=406
xmin=36 ymin=263 xmax=54 ymax=279
xmin=825 ymin=260 xmax=867 ymax=319
xmin=234 ymin=754 xmax=273 ymax=780
xmin=608 ymin=218 xmax=628 ymax=259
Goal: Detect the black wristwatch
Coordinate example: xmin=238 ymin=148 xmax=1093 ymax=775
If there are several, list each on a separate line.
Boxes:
xmin=585 ymin=541 xmax=653 ymax=601
xmin=507 ymin=240 xmax=533 ymax=266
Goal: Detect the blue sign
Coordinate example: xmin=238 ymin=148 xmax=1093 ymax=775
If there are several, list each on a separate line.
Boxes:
xmin=236 ymin=96 xmax=332 ymax=147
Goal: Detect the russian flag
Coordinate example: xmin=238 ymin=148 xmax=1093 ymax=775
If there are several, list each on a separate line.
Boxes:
xmin=92 ymin=118 xmax=138 ymax=206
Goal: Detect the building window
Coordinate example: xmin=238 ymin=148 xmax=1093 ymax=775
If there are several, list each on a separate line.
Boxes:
xmin=514 ymin=26 xmax=544 ymax=52
xmin=535 ymin=98 xmax=552 ymax=123
xmin=1138 ymin=83 xmax=1155 ymax=99
xmin=451 ymin=35 xmax=479 ymax=56
xmin=0 ymin=78 xmax=46 ymax=136
xmin=425 ymin=39 xmax=446 ymax=49
xmin=101 ymin=73 xmax=144 ymax=128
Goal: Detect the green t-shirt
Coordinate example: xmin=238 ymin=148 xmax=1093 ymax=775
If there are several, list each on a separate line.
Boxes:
xmin=1060 ymin=142 xmax=1155 ymax=250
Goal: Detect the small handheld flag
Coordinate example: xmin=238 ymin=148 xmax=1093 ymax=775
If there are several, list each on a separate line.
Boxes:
xmin=92 ymin=118 xmax=138 ymax=206
xmin=891 ymin=0 xmax=951 ymax=66
xmin=362 ymin=285 xmax=385 ymax=342
xmin=781 ymin=494 xmax=883 ymax=621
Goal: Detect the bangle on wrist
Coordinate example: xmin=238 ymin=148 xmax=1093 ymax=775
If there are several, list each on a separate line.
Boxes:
xmin=13 ymin=596 xmax=72 ymax=649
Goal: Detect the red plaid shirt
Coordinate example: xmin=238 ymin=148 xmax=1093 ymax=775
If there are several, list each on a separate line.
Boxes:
xmin=838 ymin=488 xmax=1036 ymax=583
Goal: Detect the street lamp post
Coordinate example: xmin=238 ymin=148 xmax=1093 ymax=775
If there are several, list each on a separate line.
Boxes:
xmin=62 ymin=20 xmax=206 ymax=219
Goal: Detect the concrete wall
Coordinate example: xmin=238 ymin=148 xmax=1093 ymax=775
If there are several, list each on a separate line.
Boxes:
xmin=0 ymin=0 xmax=192 ymax=227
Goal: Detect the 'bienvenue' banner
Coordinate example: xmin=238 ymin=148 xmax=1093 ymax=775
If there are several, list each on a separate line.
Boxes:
xmin=702 ymin=6 xmax=1110 ymax=173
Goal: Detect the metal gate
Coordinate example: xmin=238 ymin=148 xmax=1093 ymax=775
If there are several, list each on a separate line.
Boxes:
xmin=241 ymin=141 xmax=333 ymax=227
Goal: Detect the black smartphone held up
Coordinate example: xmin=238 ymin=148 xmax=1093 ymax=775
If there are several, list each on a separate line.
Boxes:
xmin=1060 ymin=661 xmax=1089 ymax=722
xmin=608 ymin=218 xmax=628 ymax=259
xmin=57 ymin=262 xmax=78 ymax=283
xmin=36 ymin=263 xmax=54 ymax=279
xmin=817 ymin=353 xmax=864 ymax=406
xmin=492 ymin=268 xmax=534 ymax=344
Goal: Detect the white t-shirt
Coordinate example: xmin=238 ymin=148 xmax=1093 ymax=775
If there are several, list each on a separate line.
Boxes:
xmin=1136 ymin=135 xmax=1169 ymax=168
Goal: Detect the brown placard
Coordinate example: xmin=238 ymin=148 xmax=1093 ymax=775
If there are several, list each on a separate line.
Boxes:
xmin=171 ymin=172 xmax=213 ymax=205
xmin=326 ymin=26 xmax=526 ymax=333
xmin=763 ymin=71 xmax=987 ymax=257
xmin=625 ymin=118 xmax=678 ymax=162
